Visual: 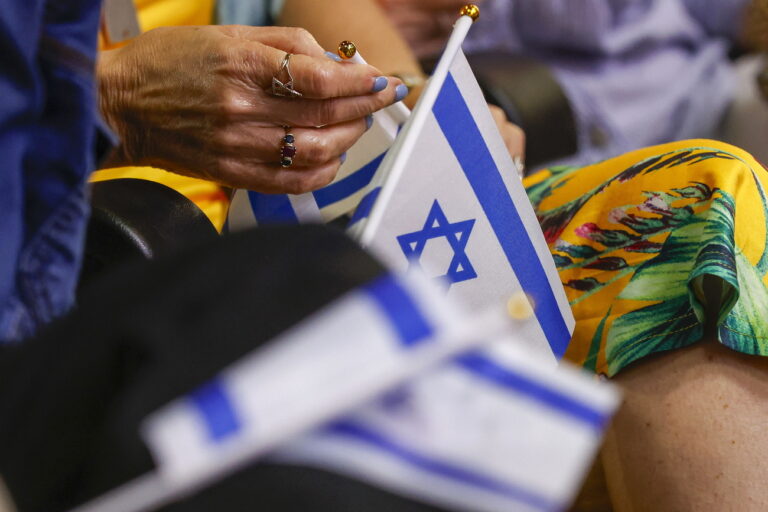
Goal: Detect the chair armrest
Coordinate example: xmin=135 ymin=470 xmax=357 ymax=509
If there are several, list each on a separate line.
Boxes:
xmin=79 ymin=178 xmax=219 ymax=289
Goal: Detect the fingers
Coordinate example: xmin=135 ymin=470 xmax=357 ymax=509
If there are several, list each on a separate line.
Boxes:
xmin=240 ymin=41 xmax=398 ymax=99
xmin=211 ymin=117 xmax=369 ymax=167
xmin=276 ymin=80 xmax=404 ymax=126
xmin=218 ymin=157 xmax=343 ymax=194
xmin=222 ymin=26 xmax=327 ymax=59
xmin=488 ymin=104 xmax=526 ymax=160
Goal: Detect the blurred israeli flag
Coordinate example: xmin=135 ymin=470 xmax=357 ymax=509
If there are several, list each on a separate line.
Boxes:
xmin=274 ymin=339 xmax=619 ymax=512
xmin=349 ymin=15 xmax=573 ymax=362
xmin=73 ymin=271 xmax=511 ymax=512
xmin=227 ymin=100 xmax=408 ymax=229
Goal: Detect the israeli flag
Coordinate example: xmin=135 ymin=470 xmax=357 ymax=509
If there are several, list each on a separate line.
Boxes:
xmin=227 ymin=101 xmax=408 ymax=229
xmin=274 ymin=339 xmax=619 ymax=512
xmin=349 ymin=18 xmax=573 ymax=362
xmin=72 ymin=271 xmax=510 ymax=512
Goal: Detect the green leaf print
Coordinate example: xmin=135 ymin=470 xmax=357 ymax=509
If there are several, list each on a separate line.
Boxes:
xmin=719 ymin=251 xmax=768 ymax=354
xmin=606 ymin=192 xmax=739 ymax=373
xmin=606 ymin=296 xmax=701 ymax=375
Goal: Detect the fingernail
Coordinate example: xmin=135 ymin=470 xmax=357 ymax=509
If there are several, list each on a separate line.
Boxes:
xmin=365 ymin=114 xmax=374 ymax=131
xmin=340 ymin=152 xmax=347 ymax=164
xmin=371 ymin=76 xmax=388 ymax=92
xmin=324 ymin=51 xmax=342 ymax=62
xmin=394 ymin=84 xmax=408 ymax=102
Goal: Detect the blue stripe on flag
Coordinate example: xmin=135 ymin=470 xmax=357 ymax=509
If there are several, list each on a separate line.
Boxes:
xmin=248 ymin=191 xmax=299 ymax=224
xmin=189 ymin=379 xmax=241 ymax=442
xmin=348 ymin=186 xmax=381 ymax=227
xmin=432 ymin=74 xmax=571 ymax=358
xmin=324 ymin=420 xmax=560 ymax=512
xmin=313 ymin=152 xmax=387 ymax=209
xmin=363 ymin=274 xmax=433 ymax=347
xmin=457 ymin=352 xmax=608 ymax=430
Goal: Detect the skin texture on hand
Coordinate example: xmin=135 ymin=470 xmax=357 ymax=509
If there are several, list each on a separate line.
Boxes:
xmin=488 ymin=104 xmax=526 ymax=173
xmin=98 ymin=25 xmax=404 ymax=193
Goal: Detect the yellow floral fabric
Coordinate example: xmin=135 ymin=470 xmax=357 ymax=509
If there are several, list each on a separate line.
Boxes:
xmin=94 ymin=0 xmax=228 ymax=231
xmin=524 ymin=140 xmax=768 ymax=376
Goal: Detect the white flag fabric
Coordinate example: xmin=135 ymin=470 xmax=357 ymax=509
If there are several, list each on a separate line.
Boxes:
xmin=349 ymin=47 xmax=573 ymax=361
xmin=274 ymin=339 xmax=618 ymax=512
xmin=226 ymin=102 xmax=408 ymax=229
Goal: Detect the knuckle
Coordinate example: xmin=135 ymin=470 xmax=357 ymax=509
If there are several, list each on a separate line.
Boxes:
xmin=304 ymin=137 xmax=332 ymax=164
xmin=292 ymin=27 xmax=316 ymax=46
xmin=219 ymin=89 xmax=250 ymax=118
xmin=308 ymin=67 xmax=334 ymax=98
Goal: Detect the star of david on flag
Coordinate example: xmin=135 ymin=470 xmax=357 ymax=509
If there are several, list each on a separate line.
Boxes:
xmin=397 ymin=200 xmax=477 ymax=288
xmin=349 ymin=44 xmax=574 ymax=363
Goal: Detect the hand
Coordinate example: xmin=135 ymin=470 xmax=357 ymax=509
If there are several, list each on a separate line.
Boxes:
xmin=377 ymin=0 xmax=480 ymax=58
xmin=488 ymin=105 xmax=526 ymax=177
xmin=98 ymin=25 xmax=405 ymax=193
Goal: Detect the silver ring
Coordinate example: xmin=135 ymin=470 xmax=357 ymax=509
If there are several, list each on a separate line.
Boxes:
xmin=272 ymin=53 xmax=303 ymax=98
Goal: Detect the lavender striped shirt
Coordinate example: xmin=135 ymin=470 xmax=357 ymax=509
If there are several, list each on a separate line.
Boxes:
xmin=466 ymin=0 xmax=749 ymax=167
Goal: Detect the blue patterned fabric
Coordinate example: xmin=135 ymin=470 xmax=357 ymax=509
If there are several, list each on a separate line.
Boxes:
xmin=0 ymin=0 xmax=103 ymax=343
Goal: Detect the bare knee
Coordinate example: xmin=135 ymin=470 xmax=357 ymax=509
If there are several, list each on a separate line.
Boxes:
xmin=602 ymin=340 xmax=768 ymax=512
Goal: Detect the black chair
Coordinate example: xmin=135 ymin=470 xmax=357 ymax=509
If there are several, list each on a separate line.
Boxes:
xmin=78 ymin=178 xmax=219 ymax=293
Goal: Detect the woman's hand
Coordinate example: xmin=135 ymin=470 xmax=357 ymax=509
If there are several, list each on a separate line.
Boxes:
xmin=488 ymin=104 xmax=526 ymax=177
xmin=98 ymin=25 xmax=405 ymax=193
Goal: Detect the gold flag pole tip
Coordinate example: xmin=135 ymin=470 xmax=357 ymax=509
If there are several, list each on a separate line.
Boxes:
xmin=507 ymin=292 xmax=535 ymax=320
xmin=338 ymin=41 xmax=357 ymax=60
xmin=459 ymin=4 xmax=480 ymax=21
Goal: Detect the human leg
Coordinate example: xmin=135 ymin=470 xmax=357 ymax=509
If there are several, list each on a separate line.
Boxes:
xmin=602 ymin=338 xmax=768 ymax=512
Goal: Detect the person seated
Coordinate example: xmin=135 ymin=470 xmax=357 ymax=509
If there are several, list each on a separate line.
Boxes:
xmin=94 ymin=0 xmax=526 ymax=231
xmin=379 ymin=0 xmax=760 ymax=169
xmin=522 ymin=137 xmax=768 ymax=511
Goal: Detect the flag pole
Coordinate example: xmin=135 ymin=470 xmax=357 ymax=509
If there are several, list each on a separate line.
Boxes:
xmin=357 ymin=5 xmax=480 ymax=247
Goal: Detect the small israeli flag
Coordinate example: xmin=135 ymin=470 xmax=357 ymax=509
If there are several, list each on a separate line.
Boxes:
xmin=141 ymin=272 xmax=486 ymax=486
xmin=349 ymin=17 xmax=573 ymax=361
xmin=274 ymin=338 xmax=619 ymax=512
xmin=227 ymin=102 xmax=408 ymax=229
xmin=72 ymin=271 xmax=511 ymax=512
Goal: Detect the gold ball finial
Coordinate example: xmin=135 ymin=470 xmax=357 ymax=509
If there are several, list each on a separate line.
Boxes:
xmin=507 ymin=291 xmax=535 ymax=320
xmin=338 ymin=40 xmax=357 ymax=60
xmin=459 ymin=4 xmax=480 ymax=21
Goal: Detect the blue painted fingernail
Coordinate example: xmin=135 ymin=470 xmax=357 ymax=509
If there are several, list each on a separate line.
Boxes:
xmin=325 ymin=51 xmax=342 ymax=62
xmin=372 ymin=76 xmax=388 ymax=92
xmin=394 ymin=84 xmax=409 ymax=102
xmin=365 ymin=114 xmax=374 ymax=131
xmin=340 ymin=152 xmax=347 ymax=164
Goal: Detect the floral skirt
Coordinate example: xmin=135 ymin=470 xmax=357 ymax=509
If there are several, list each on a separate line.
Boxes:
xmin=524 ymin=140 xmax=768 ymax=377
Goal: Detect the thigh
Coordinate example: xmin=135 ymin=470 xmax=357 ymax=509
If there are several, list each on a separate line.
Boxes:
xmin=602 ymin=339 xmax=768 ymax=512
